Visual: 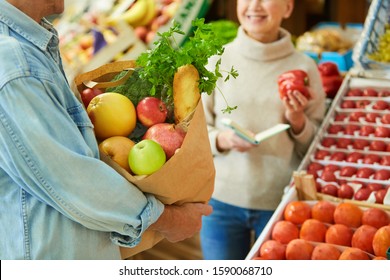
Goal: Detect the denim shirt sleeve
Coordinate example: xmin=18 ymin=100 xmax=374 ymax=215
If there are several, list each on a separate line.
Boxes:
xmin=0 ymin=66 xmax=164 ymax=247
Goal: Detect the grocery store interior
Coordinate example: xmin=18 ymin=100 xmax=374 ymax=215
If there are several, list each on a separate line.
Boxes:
xmin=57 ymin=0 xmax=390 ymax=260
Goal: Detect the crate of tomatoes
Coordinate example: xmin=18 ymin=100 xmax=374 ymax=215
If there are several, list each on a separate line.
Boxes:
xmin=74 ymin=19 xmax=238 ymax=258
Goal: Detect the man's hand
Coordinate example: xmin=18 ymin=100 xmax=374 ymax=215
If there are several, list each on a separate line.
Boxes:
xmin=149 ymin=202 xmax=213 ymax=243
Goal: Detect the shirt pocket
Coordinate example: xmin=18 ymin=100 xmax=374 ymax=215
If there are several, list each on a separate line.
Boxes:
xmin=67 ymin=104 xmax=97 ymax=148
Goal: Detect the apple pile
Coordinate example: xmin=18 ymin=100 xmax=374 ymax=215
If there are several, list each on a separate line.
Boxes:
xmin=253 ymin=200 xmax=390 ymax=260
xmin=84 ymin=89 xmax=186 ymax=176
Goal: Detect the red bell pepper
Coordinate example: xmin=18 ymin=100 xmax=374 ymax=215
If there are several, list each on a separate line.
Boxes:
xmin=318 ymin=62 xmax=340 ymax=77
xmin=278 ymin=79 xmax=311 ymax=100
xmin=277 ymin=69 xmax=309 ymax=86
xmin=321 ymin=75 xmax=343 ymax=99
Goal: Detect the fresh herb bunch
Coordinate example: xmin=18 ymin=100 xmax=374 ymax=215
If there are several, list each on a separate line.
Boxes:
xmin=136 ymin=18 xmax=238 ymax=113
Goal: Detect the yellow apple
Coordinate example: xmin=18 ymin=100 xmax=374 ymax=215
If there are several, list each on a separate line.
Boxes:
xmin=98 ymin=136 xmax=135 ymax=173
xmin=87 ymin=92 xmax=137 ymax=140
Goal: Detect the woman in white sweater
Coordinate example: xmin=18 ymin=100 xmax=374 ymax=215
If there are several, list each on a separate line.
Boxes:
xmin=200 ymin=0 xmax=326 ymax=259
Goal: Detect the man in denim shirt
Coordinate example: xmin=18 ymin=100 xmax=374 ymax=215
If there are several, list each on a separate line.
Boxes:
xmin=0 ymin=0 xmax=212 ymax=260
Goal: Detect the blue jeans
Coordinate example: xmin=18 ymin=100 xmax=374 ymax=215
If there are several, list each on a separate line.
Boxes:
xmin=200 ymin=198 xmax=274 ymax=260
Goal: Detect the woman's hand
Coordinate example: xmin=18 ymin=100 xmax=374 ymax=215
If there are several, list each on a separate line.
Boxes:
xmin=216 ymin=129 xmax=256 ymax=152
xmin=283 ymin=90 xmax=309 ymax=134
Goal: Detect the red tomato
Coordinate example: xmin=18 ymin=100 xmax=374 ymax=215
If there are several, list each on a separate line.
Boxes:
xmin=369 ymin=140 xmax=387 ymax=151
xmin=321 ymin=184 xmax=339 ymax=196
xmin=278 ymin=79 xmax=311 ymax=100
xmin=339 ymin=166 xmax=357 ymax=177
xmin=353 ymin=139 xmax=370 ymax=150
xmin=363 ymin=154 xmax=381 ymax=164
xmin=374 ymin=126 xmax=390 ymax=138
xmin=387 ymin=143 xmax=390 ymax=152
xmin=367 ymin=183 xmax=383 ymax=192
xmin=320 ymin=171 xmax=337 ymax=182
xmin=356 ymin=168 xmax=375 ymax=179
xmin=315 ymin=150 xmax=330 ymax=160
xmin=328 ymin=125 xmax=344 ymax=134
xmin=346 ymin=152 xmax=364 ymax=163
xmin=354 ymin=187 xmax=372 ymax=201
xmin=346 ymin=88 xmax=363 ymax=96
xmin=334 ymin=114 xmax=347 ymax=121
xmin=365 ymin=112 xmax=380 ymax=123
xmin=349 ymin=111 xmax=365 ymax=122
xmin=307 ymin=162 xmax=324 ymax=172
xmin=375 ymin=188 xmax=388 ymax=204
xmin=321 ymin=138 xmax=336 ymax=147
xmin=341 ymin=100 xmax=356 ymax=109
xmin=321 ymin=75 xmax=343 ymax=98
xmin=380 ymin=156 xmax=390 ymax=166
xmin=330 ymin=152 xmax=346 ymax=161
xmin=323 ymin=164 xmax=340 ymax=173
xmin=277 ymin=69 xmax=309 ymax=85
xmin=372 ymin=100 xmax=389 ymax=110
xmin=344 ymin=124 xmax=360 ymax=135
xmin=378 ymin=90 xmax=390 ymax=97
xmin=381 ymin=114 xmax=390 ymax=124
xmin=374 ymin=169 xmax=390 ymax=180
xmin=363 ymin=88 xmax=378 ymax=97
xmin=359 ymin=125 xmax=375 ymax=136
xmin=336 ymin=138 xmax=353 ymax=149
xmin=338 ymin=184 xmax=354 ymax=199
xmin=356 ymin=100 xmax=370 ymax=109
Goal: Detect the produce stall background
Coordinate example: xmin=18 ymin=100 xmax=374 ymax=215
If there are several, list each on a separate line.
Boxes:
xmin=57 ymin=0 xmax=386 ymax=260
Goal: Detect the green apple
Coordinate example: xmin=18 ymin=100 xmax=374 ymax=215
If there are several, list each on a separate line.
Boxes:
xmin=128 ymin=139 xmax=166 ymax=175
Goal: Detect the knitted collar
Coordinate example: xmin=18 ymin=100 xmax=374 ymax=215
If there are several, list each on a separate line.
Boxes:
xmin=232 ymin=26 xmax=295 ymax=62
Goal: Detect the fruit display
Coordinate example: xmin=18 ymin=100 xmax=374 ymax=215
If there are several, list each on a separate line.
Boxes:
xmin=249 ymin=194 xmax=390 ymax=260
xmin=299 ymin=75 xmax=390 ymax=205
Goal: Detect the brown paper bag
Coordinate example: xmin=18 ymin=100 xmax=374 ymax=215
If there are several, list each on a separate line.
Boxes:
xmin=74 ymin=61 xmax=215 ymax=259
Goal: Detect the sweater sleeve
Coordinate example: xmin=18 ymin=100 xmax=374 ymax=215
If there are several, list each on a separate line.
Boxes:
xmin=290 ymin=59 xmax=326 ymax=158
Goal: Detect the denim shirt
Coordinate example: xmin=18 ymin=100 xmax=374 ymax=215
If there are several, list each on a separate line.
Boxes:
xmin=0 ymin=1 xmax=164 ymax=259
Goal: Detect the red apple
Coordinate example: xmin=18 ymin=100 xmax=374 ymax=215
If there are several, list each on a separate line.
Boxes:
xmin=136 ymin=97 xmax=168 ymax=128
xmin=338 ymin=184 xmax=355 ymax=199
xmin=80 ymin=87 xmax=103 ymax=108
xmin=143 ymin=123 xmax=186 ymax=159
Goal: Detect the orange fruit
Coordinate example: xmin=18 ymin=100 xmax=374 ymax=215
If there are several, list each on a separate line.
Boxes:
xmin=311 ymin=243 xmax=341 ymax=260
xmin=325 ymin=224 xmax=353 ymax=247
xmin=285 ymin=239 xmax=314 ymax=260
xmin=351 ymin=224 xmax=377 ymax=254
xmin=283 ymin=201 xmax=311 ymax=225
xmin=361 ymin=208 xmax=390 ymax=229
xmin=311 ymin=200 xmax=336 ymax=224
xmin=372 ymin=225 xmax=390 ymax=258
xmin=339 ymin=247 xmax=370 ymax=260
xmin=333 ymin=203 xmax=363 ymax=228
xmin=259 ymin=240 xmax=286 ymax=260
xmin=299 ymin=219 xmax=327 ymax=242
xmin=271 ymin=220 xmax=300 ymax=244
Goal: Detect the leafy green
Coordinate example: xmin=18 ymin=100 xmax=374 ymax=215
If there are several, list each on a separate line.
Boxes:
xmin=106 ymin=68 xmax=153 ymax=106
xmin=136 ymin=18 xmax=238 ymax=114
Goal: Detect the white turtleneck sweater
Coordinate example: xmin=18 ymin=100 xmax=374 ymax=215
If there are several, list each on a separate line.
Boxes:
xmin=202 ymin=27 xmax=326 ymax=210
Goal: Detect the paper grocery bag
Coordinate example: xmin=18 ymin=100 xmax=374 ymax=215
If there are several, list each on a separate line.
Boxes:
xmin=74 ymin=60 xmax=215 ymax=259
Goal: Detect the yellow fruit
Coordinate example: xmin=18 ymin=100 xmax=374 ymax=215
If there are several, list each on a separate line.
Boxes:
xmin=99 ymin=136 xmax=135 ymax=173
xmin=87 ymin=92 xmax=136 ymax=140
